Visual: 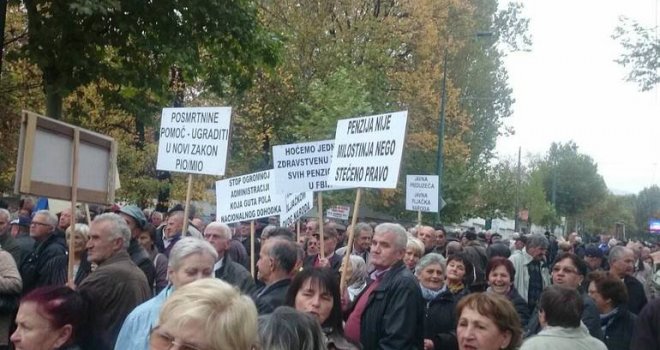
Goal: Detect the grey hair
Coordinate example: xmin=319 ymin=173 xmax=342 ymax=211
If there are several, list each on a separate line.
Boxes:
xmin=34 ymin=209 xmax=58 ymax=227
xmin=415 ymin=253 xmax=446 ymax=276
xmin=374 ymin=223 xmax=408 ymax=251
xmin=258 ymin=306 xmax=327 ymax=350
xmin=168 ymin=237 xmax=218 ymax=269
xmin=0 ymin=209 xmax=9 ymax=221
xmin=268 ymin=238 xmax=298 ymax=274
xmin=260 ymin=225 xmax=278 ymax=239
xmin=526 ymin=234 xmax=549 ymax=249
xmin=609 ymin=246 xmax=631 ymax=264
xmin=205 ymin=221 xmax=232 ymax=240
xmin=93 ymin=213 xmax=131 ymax=249
xmin=347 ymin=255 xmax=368 ymax=286
xmin=353 ymin=222 xmax=374 ymax=237
xmin=66 ymin=223 xmax=90 ymax=241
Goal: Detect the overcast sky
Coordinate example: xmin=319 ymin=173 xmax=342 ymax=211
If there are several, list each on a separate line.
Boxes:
xmin=496 ymin=0 xmax=660 ymax=195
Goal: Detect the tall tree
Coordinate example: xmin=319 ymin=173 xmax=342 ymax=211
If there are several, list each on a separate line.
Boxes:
xmin=613 ymin=16 xmax=660 ymax=91
xmin=635 ymin=185 xmax=660 ymax=233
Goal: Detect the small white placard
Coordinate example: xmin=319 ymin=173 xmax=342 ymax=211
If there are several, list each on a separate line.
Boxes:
xmin=406 ymin=175 xmax=439 ymax=212
xmin=216 ymin=170 xmax=283 ymax=224
xmin=280 ymin=192 xmax=314 ymax=228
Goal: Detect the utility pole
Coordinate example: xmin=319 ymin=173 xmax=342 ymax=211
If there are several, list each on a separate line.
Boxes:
xmin=435 ymin=49 xmax=448 ymax=223
xmin=514 ymin=146 xmax=521 ymax=232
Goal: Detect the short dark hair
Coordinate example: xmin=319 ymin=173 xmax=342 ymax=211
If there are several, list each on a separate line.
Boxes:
xmin=285 ymin=268 xmax=343 ymax=333
xmin=267 ymin=227 xmax=295 ymax=241
xmin=554 ymin=252 xmax=587 ymax=276
xmin=539 ymin=285 xmax=583 ymax=328
xmin=588 ymin=271 xmax=628 ymax=307
xmin=447 ymin=253 xmax=474 ymax=282
xmin=486 ymin=257 xmax=515 ymax=281
xmin=268 ymin=238 xmax=298 ymax=274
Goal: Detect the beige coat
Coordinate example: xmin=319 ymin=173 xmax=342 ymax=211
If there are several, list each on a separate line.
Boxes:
xmin=0 ymin=249 xmax=22 ymax=345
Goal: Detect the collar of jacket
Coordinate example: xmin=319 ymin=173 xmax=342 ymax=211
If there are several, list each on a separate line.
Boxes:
xmin=98 ymin=250 xmax=131 ymax=267
xmin=372 ymin=260 xmax=407 ymax=291
xmin=538 ymin=323 xmax=590 ymax=339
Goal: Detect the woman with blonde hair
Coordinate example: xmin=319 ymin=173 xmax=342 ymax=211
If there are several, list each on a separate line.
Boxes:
xmin=150 ymin=278 xmax=258 ymax=350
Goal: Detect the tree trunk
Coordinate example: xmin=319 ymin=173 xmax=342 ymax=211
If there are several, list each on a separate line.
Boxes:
xmin=44 ymin=83 xmax=62 ymax=119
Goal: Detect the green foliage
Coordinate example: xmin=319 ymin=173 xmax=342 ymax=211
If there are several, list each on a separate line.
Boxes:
xmin=613 ymin=16 xmax=660 ymax=91
xmin=635 ymin=185 xmax=660 ymax=232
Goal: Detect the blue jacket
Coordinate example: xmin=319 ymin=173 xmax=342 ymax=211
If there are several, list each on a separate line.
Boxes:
xmin=114 ymin=285 xmax=172 ymax=350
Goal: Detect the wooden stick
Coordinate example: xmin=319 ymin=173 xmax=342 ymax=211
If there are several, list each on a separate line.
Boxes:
xmin=340 ymin=188 xmax=362 ymax=292
xmin=318 ymin=192 xmax=325 ymax=259
xmin=181 ymin=174 xmax=193 ymax=236
xmin=250 ymin=220 xmax=255 ymax=278
xmin=417 ymin=210 xmax=422 ymax=226
xmin=67 ymin=129 xmax=80 ymax=283
xmin=85 ymin=204 xmax=92 ymax=225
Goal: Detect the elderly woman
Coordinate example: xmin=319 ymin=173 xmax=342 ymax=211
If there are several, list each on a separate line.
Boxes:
xmin=11 ymin=286 xmax=85 ymax=350
xmin=456 ymin=292 xmax=522 ymax=350
xmin=415 ymin=253 xmax=457 ymax=350
xmin=404 ymin=237 xmax=424 ymax=271
xmin=286 ymin=268 xmax=358 ymax=350
xmin=115 ymin=237 xmax=218 ymax=350
xmin=345 ymin=255 xmax=368 ymax=303
xmin=151 ymin=278 xmax=258 ymax=350
xmin=446 ymin=253 xmax=473 ymax=299
xmin=65 ymin=224 xmax=90 ymax=280
xmin=588 ymin=271 xmax=636 ymax=350
xmin=486 ymin=257 xmax=529 ymax=326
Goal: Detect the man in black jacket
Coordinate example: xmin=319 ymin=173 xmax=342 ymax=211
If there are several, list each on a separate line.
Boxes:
xmin=609 ymin=245 xmax=647 ymax=314
xmin=252 ymin=237 xmax=297 ymax=314
xmin=204 ymin=221 xmax=256 ymax=294
xmin=116 ymin=205 xmax=157 ymax=290
xmin=345 ymin=223 xmax=424 ymax=349
xmin=19 ymin=210 xmax=67 ymax=295
xmin=303 ymin=223 xmax=343 ymax=273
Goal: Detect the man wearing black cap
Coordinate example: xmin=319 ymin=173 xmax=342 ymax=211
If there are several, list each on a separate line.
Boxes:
xmin=115 ymin=205 xmax=157 ymax=291
xmin=584 ymin=244 xmax=607 ymax=272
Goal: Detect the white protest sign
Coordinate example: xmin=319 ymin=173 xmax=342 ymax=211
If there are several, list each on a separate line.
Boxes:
xmin=326 ymin=205 xmax=350 ymax=220
xmin=328 ymin=111 xmax=408 ymax=188
xmin=156 ymin=107 xmax=231 ymax=176
xmin=406 ymin=175 xmax=439 ymax=212
xmin=273 ymin=139 xmax=345 ymax=193
xmin=216 ymin=170 xmax=283 ymax=224
xmin=280 ymin=192 xmax=313 ymax=228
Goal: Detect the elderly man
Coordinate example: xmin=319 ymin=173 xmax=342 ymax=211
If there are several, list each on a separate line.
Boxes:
xmin=252 ymin=237 xmax=298 ymax=314
xmin=345 ymin=223 xmax=424 ymax=349
xmin=609 ymin=245 xmax=647 ymax=314
xmin=509 ymin=234 xmax=550 ymax=312
xmin=117 ymin=205 xmax=157 ymax=287
xmin=204 ymin=222 xmax=255 ymax=294
xmin=19 ymin=210 xmax=67 ymax=294
xmin=336 ymin=222 xmax=373 ymax=263
xmin=303 ymin=224 xmax=343 ymax=272
xmin=0 ymin=209 xmax=21 ymax=264
xmin=114 ymin=237 xmax=218 ymax=350
xmin=77 ymin=213 xmax=151 ymax=350
xmin=417 ymin=225 xmax=438 ymax=255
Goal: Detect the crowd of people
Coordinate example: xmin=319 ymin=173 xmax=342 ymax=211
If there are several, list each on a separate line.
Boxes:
xmin=0 ymin=198 xmax=659 ymax=350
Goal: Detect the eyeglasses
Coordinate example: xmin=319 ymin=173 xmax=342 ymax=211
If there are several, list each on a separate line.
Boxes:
xmin=150 ymin=326 xmax=206 ymax=350
xmin=551 ymin=266 xmax=577 ymax=274
xmin=30 ymin=222 xmax=52 ymax=228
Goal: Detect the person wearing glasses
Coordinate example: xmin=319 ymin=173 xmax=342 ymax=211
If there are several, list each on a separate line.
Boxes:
xmin=150 ymin=278 xmax=258 ymax=350
xmin=524 ymin=253 xmax=603 ymax=340
xmin=18 ymin=210 xmax=67 ymax=295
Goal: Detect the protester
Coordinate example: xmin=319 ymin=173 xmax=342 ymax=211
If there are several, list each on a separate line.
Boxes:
xmin=335 ymin=223 xmax=373 ymax=264
xmin=137 ymin=226 xmax=168 ymax=294
xmin=65 ymin=224 xmax=89 ymax=279
xmin=608 ymin=246 xmax=647 ymax=314
xmin=151 ymin=278 xmax=258 ymax=350
xmin=456 ymin=292 xmax=522 ymax=350
xmin=115 ymin=237 xmax=217 ymax=350
xmin=253 ymin=237 xmax=297 ymax=314
xmin=435 ymin=226 xmax=448 ymax=256
xmin=345 ymin=255 xmax=368 ymax=304
xmin=344 ymin=223 xmax=424 ymax=349
xmin=76 ymin=213 xmax=151 ymax=350
xmin=509 ymin=234 xmax=550 ymax=312
xmin=404 ymin=237 xmax=424 ymax=271
xmin=445 ymin=253 xmax=472 ymax=297
xmin=117 ymin=205 xmax=157 ymax=289
xmin=526 ymin=253 xmax=602 ymax=339
xmin=304 ymin=225 xmax=343 ymax=272
xmin=486 ymin=257 xmax=529 ymax=326
xmin=19 ymin=210 xmax=67 ymax=295
xmin=520 ymin=285 xmax=607 ymax=350
xmin=415 ymin=253 xmax=457 ymax=350
xmin=304 ymin=235 xmax=320 ymax=257
xmin=203 ymin=222 xmax=255 ymax=294
xmin=258 ymin=306 xmax=327 ymax=350
xmin=0 ymin=208 xmax=21 ymax=265
xmin=417 ymin=226 xmax=438 ymax=255
xmin=588 ymin=271 xmax=636 ymax=350
xmin=286 ymin=268 xmax=358 ymax=350
xmin=462 ymin=230 xmax=488 ymax=291
xmin=0 ymin=246 xmax=22 ymax=348
xmin=11 ymin=216 xmax=34 ymax=264
xmin=11 ymin=286 xmax=86 ymax=350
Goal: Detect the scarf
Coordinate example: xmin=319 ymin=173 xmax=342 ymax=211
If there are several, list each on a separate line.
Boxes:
xmin=448 ymin=281 xmax=465 ymax=295
xmin=600 ymin=307 xmax=618 ymax=333
xmin=420 ymin=285 xmax=447 ymax=301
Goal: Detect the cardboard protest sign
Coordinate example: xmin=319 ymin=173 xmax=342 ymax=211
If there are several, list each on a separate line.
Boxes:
xmin=216 ymin=170 xmax=284 ymax=224
xmin=328 ymin=111 xmax=408 ymax=188
xmin=280 ymin=192 xmax=313 ymax=228
xmin=326 ymin=205 xmax=350 ymax=220
xmin=273 ymin=139 xmax=344 ymax=193
xmin=406 ymin=175 xmax=439 ymax=213
xmin=156 ymin=107 xmax=231 ymax=176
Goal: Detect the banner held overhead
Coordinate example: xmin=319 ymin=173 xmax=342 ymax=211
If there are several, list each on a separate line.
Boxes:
xmin=216 ymin=170 xmax=284 ymax=224
xmin=280 ymin=192 xmax=313 ymax=228
xmin=273 ymin=139 xmax=345 ymax=193
xmin=156 ymin=107 xmax=231 ymax=176
xmin=328 ymin=111 xmax=408 ymax=189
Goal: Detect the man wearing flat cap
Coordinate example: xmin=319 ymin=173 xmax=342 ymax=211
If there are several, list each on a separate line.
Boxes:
xmin=117 ymin=205 xmax=157 ymax=291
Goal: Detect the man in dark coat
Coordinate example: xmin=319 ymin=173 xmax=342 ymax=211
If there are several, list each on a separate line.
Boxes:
xmin=345 ymin=223 xmax=424 ymax=350
xmin=0 ymin=209 xmax=22 ymax=264
xmin=117 ymin=205 xmax=157 ymax=290
xmin=77 ymin=213 xmax=150 ymax=350
xmin=303 ymin=223 xmax=343 ymax=273
xmin=631 ymin=297 xmax=660 ymax=349
xmin=252 ymin=237 xmax=297 ymax=314
xmin=204 ymin=221 xmax=256 ymax=294
xmin=608 ymin=246 xmax=647 ymax=314
xmin=19 ymin=210 xmax=67 ymax=295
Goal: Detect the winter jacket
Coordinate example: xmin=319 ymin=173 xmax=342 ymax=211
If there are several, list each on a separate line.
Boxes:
xmin=521 ymin=324 xmax=607 ymax=350
xmin=19 ymin=231 xmax=67 ymax=295
xmin=507 ymin=287 xmax=531 ymax=327
xmin=509 ymin=249 xmax=550 ymax=303
xmin=602 ymin=306 xmax=636 ymax=350
xmin=215 ymin=255 xmax=256 ymax=294
xmin=347 ymin=260 xmax=424 ymax=350
xmin=623 ymin=275 xmax=647 ymax=315
xmin=127 ymin=238 xmax=156 ymax=291
xmin=423 ymin=288 xmax=458 ymax=350
xmin=252 ymin=278 xmax=291 ymax=315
